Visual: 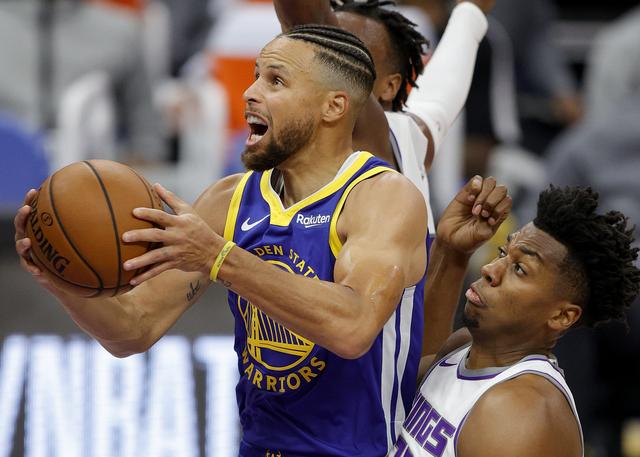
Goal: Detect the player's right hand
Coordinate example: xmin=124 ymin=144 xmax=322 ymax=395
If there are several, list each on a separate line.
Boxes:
xmin=14 ymin=189 xmax=53 ymax=290
xmin=435 ymin=176 xmax=511 ymax=255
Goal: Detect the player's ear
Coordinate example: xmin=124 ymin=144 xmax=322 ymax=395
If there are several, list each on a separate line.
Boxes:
xmin=378 ymin=73 xmax=402 ymax=105
xmin=322 ymin=91 xmax=349 ymax=123
xmin=548 ymin=302 xmax=582 ymax=332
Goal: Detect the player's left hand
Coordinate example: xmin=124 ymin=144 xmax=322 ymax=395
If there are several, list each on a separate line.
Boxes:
xmin=436 ymin=176 xmax=511 ymax=255
xmin=122 ymin=183 xmax=220 ymax=285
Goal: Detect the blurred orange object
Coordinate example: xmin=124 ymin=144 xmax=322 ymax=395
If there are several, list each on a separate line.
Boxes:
xmin=209 ymin=57 xmax=256 ymax=133
xmin=93 ymin=0 xmax=145 ymax=13
xmin=207 ymin=2 xmax=281 ymax=134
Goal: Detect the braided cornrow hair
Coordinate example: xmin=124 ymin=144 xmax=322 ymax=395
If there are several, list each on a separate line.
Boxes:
xmin=331 ymin=0 xmax=428 ymax=111
xmin=282 ymin=24 xmax=376 ymax=100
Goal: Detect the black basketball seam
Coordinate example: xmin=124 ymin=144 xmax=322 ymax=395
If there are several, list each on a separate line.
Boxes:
xmin=29 ymin=246 xmax=101 ymax=297
xmin=49 ymin=168 xmax=105 ymax=293
xmin=83 ymin=161 xmax=123 ymax=297
xmin=130 ymin=168 xmax=158 ymax=279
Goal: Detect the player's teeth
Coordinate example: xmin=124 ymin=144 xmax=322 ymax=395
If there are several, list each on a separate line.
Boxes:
xmin=247 ymin=115 xmax=266 ymax=125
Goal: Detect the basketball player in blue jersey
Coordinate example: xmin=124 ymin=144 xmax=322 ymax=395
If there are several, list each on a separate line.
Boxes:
xmin=14 ymin=25 xmax=481 ymax=456
xmin=388 ymin=186 xmax=640 ymax=456
xmin=273 ymin=0 xmax=495 ymax=359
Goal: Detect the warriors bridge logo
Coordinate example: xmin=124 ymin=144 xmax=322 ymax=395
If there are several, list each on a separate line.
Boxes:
xmin=236 ymin=251 xmax=327 ymax=393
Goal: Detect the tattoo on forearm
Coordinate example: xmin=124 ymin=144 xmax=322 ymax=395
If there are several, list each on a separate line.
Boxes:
xmin=187 ymin=280 xmax=201 ymax=302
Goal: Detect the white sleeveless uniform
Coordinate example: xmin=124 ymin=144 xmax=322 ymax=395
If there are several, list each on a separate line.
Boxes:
xmin=388 ymin=344 xmax=584 ymax=457
xmin=386 ymin=112 xmax=436 ymax=236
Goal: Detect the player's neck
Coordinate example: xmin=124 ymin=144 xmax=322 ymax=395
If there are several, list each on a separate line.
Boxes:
xmin=466 ymin=339 xmax=553 ymax=370
xmin=277 ymin=136 xmax=354 ymax=206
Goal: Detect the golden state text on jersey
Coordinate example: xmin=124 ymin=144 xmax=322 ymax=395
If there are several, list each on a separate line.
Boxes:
xmin=223 ymin=152 xmax=427 ymax=457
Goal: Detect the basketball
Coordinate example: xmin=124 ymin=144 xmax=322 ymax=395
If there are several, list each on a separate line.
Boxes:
xmin=25 ymin=160 xmax=163 ymax=297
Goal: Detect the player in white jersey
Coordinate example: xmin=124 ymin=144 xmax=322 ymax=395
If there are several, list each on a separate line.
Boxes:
xmin=275 ymin=0 xmax=494 ymax=363
xmin=390 ymin=185 xmax=640 ymax=456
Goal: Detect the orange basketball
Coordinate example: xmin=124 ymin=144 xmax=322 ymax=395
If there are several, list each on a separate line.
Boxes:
xmin=25 ymin=160 xmax=163 ymax=297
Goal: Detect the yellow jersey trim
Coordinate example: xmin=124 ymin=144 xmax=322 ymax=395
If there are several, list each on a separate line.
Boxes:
xmin=329 ymin=166 xmax=396 ymax=258
xmin=259 ymin=152 xmax=374 ymax=226
xmin=223 ymin=171 xmax=253 ymax=241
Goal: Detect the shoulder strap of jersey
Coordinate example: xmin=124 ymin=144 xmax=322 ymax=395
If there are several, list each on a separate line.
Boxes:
xmin=223 ymin=171 xmax=254 ymax=242
xmin=328 ymin=165 xmax=397 ymax=257
xmin=490 ymin=358 xmax=585 ymax=455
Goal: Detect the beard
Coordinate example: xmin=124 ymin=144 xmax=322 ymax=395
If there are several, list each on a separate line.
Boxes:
xmin=241 ymin=116 xmax=315 ymax=172
xmin=461 ymin=309 xmax=480 ymax=329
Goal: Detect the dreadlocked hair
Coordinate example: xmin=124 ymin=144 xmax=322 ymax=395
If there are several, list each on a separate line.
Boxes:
xmin=534 ymin=185 xmax=640 ymax=328
xmin=331 ymin=0 xmax=428 ymax=111
xmin=282 ymin=24 xmax=376 ymax=104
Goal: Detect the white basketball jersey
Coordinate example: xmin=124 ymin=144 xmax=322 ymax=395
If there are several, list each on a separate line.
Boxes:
xmin=388 ymin=344 xmax=584 ymax=457
xmin=385 ymin=112 xmax=436 ymax=235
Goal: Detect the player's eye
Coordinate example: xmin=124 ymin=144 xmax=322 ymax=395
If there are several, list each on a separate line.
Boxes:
xmin=514 ymin=263 xmax=526 ymax=276
xmin=498 ymin=247 xmax=507 ymax=258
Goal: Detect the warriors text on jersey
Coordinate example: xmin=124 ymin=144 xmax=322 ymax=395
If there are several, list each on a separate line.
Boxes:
xmin=224 ymin=152 xmax=426 ymax=457
xmin=388 ymin=344 xmax=584 ymax=457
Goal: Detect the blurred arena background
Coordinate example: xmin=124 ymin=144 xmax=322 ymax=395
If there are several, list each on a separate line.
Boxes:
xmin=0 ymin=0 xmax=639 ymax=456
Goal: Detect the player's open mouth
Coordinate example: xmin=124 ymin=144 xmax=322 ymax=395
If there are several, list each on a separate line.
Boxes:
xmin=246 ymin=113 xmax=269 ymax=146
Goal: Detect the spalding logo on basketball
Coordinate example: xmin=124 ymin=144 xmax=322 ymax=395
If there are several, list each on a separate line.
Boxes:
xmin=25 ymin=160 xmax=163 ymax=297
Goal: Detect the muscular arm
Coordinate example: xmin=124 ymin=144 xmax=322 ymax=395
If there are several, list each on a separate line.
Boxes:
xmin=273 ymin=0 xmax=394 ymax=161
xmin=273 ymin=0 xmax=339 ymax=31
xmin=421 ymin=240 xmax=470 ymax=355
xmin=216 ymin=172 xmax=427 ymax=358
xmin=15 ymin=174 xmax=242 ymax=357
xmin=420 ymin=176 xmax=510 ymax=372
xmin=457 ymin=375 xmax=582 ymax=457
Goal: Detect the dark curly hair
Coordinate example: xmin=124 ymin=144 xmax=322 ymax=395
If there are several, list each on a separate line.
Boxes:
xmin=534 ymin=185 xmax=640 ymax=328
xmin=331 ymin=0 xmax=428 ymax=111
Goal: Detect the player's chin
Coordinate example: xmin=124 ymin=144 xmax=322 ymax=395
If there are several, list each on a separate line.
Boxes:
xmin=462 ymin=302 xmax=481 ymax=329
xmin=241 ymin=147 xmax=270 ymax=172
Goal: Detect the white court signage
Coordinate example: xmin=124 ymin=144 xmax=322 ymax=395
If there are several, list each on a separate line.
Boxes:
xmin=0 ymin=335 xmax=239 ymax=457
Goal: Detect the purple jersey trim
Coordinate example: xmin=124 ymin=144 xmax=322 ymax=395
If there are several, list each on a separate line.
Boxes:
xmin=520 ymin=357 xmax=565 ymax=376
xmin=453 ymin=411 xmax=470 ymax=457
xmin=456 ymin=363 xmax=502 ymax=381
xmin=456 ymin=355 xmax=563 ymax=381
xmin=422 ymin=344 xmax=470 ymax=383
xmin=450 ymin=369 xmax=582 ymax=457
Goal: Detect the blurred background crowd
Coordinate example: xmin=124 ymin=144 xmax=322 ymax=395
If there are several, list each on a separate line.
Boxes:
xmin=0 ymin=0 xmax=639 ymax=456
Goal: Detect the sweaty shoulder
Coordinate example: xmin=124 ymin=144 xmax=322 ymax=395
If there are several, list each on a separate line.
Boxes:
xmin=457 ymin=374 xmax=582 ymax=457
xmin=193 ymin=173 xmax=246 ymax=236
xmin=340 ymin=171 xmax=427 ymax=234
xmin=335 ymin=170 xmax=427 ymax=272
xmin=349 ymin=170 xmax=425 ymax=211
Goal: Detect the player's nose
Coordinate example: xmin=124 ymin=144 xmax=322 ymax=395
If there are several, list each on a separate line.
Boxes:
xmin=480 ymin=258 xmax=504 ymax=287
xmin=243 ymin=79 xmax=262 ymax=104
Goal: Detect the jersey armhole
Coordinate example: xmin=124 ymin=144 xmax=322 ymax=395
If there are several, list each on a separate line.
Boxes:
xmin=454 ymin=370 xmax=584 ymax=457
xmin=223 ymin=171 xmax=253 ymax=241
xmin=328 ymin=166 xmax=394 ymax=258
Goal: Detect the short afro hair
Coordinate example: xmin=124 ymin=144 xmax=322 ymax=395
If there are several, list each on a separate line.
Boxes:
xmin=534 ymin=185 xmax=640 ymax=328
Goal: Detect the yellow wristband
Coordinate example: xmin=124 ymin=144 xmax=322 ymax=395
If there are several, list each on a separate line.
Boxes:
xmin=210 ymin=240 xmax=236 ymax=282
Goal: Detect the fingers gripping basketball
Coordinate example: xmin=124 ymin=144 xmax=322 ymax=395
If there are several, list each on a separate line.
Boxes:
xmin=25 ymin=160 xmax=163 ymax=297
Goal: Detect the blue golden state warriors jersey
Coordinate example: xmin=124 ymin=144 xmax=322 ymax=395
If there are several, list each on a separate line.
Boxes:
xmin=223 ymin=152 xmax=426 ymax=457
